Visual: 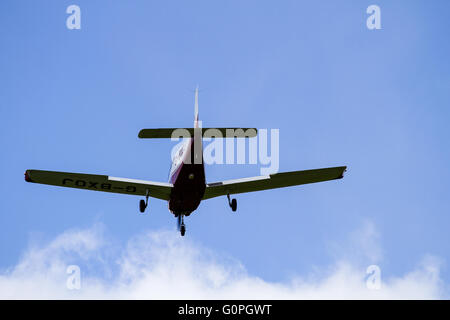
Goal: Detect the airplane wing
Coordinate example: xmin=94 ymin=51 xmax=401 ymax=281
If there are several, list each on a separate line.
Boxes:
xmin=202 ymin=166 xmax=346 ymax=200
xmin=24 ymin=170 xmax=173 ymax=200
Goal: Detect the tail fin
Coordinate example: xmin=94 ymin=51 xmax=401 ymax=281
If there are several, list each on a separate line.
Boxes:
xmin=194 ymin=85 xmax=199 ymax=125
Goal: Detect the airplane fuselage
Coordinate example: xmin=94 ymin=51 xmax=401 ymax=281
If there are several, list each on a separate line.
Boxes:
xmin=168 ymin=136 xmax=205 ymax=216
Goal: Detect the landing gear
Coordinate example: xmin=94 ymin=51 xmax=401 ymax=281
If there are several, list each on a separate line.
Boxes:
xmin=139 ymin=199 xmax=146 ymax=213
xmin=231 ymin=198 xmax=237 ymax=212
xmin=177 ymin=214 xmax=186 ymax=236
xmin=139 ymin=189 xmax=150 ymax=213
xmin=227 ymin=194 xmax=237 ymax=212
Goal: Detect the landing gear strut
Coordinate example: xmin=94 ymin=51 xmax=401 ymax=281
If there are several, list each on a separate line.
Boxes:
xmin=227 ymin=194 xmax=237 ymax=212
xmin=139 ymin=189 xmax=150 ymax=213
xmin=177 ymin=214 xmax=186 ymax=236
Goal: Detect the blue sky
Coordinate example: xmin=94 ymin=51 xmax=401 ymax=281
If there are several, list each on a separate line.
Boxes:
xmin=1 ymin=1 xmax=450 ymax=298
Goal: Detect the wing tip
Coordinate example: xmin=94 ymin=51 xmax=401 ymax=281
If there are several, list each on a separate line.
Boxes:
xmin=338 ymin=166 xmax=347 ymax=179
xmin=24 ymin=170 xmax=33 ymax=182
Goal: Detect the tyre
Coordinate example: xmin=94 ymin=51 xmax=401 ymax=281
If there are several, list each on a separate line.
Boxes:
xmin=231 ymin=198 xmax=237 ymax=212
xmin=139 ymin=199 xmax=146 ymax=213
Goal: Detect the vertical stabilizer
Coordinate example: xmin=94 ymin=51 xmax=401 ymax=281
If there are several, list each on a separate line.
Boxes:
xmin=193 ymin=85 xmax=202 ymax=163
xmin=194 ymin=85 xmax=199 ymax=124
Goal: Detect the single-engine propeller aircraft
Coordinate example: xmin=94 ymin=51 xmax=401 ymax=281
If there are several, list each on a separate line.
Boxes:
xmin=25 ymin=88 xmax=346 ymax=236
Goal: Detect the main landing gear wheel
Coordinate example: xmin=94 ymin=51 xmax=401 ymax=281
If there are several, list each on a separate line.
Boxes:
xmin=139 ymin=189 xmax=150 ymax=213
xmin=231 ymin=198 xmax=237 ymax=212
xmin=227 ymin=194 xmax=237 ymax=212
xmin=139 ymin=199 xmax=146 ymax=213
xmin=180 ymin=224 xmax=186 ymax=236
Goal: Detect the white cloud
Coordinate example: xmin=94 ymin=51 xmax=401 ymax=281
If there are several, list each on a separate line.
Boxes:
xmin=0 ymin=223 xmax=446 ymax=299
xmin=327 ymin=219 xmax=383 ymax=265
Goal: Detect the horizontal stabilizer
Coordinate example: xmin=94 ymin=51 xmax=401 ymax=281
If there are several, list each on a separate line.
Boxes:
xmin=138 ymin=128 xmax=257 ymax=139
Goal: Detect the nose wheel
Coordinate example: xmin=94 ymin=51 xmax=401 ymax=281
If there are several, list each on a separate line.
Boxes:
xmin=227 ymin=194 xmax=237 ymax=212
xmin=177 ymin=214 xmax=186 ymax=236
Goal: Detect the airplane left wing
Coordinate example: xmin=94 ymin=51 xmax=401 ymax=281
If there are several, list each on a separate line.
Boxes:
xmin=24 ymin=170 xmax=173 ymax=200
xmin=203 ymin=166 xmax=346 ymax=200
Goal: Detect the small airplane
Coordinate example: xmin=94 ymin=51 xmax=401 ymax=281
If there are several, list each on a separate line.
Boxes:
xmin=25 ymin=88 xmax=346 ymax=236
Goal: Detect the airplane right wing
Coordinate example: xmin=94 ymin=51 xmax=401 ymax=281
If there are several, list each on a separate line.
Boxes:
xmin=203 ymin=166 xmax=347 ymax=200
xmin=24 ymin=170 xmax=173 ymax=200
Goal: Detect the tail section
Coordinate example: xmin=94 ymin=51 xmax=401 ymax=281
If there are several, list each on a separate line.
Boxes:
xmin=138 ymin=86 xmax=257 ymax=139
